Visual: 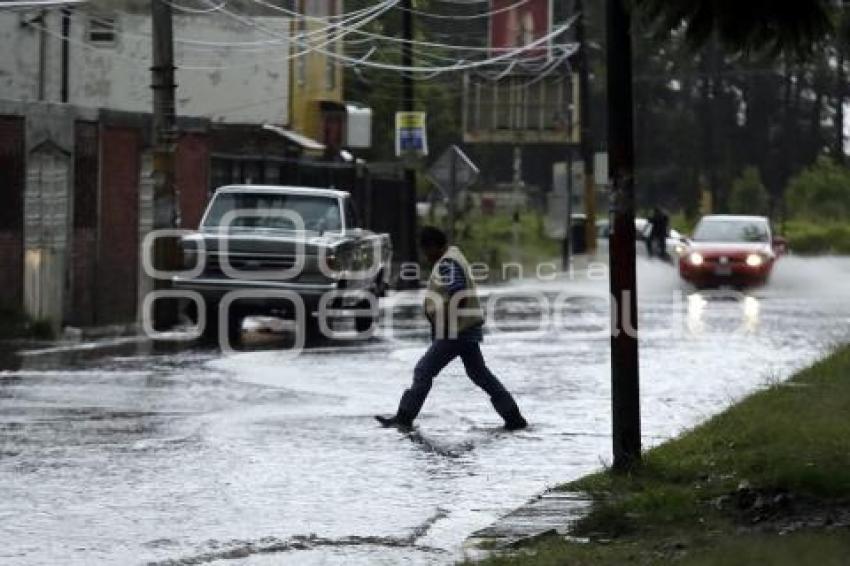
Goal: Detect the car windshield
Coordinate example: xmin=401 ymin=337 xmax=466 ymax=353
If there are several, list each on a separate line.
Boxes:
xmin=203 ymin=192 xmax=341 ymax=233
xmin=692 ymin=219 xmax=769 ymax=243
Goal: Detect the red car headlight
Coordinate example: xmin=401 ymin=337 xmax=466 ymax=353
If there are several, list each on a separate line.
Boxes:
xmin=688 ymin=252 xmax=704 ymax=266
xmin=745 ymin=253 xmax=764 ymax=267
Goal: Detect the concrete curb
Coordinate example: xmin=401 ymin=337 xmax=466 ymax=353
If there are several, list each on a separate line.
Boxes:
xmin=463 ymin=491 xmax=591 ymax=561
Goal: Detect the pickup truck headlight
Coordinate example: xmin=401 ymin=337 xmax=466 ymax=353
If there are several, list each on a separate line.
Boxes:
xmin=324 ymin=253 xmax=347 ymax=276
xmin=688 ymin=252 xmax=704 ymax=266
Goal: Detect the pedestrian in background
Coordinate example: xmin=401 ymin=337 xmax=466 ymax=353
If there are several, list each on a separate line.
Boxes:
xmin=648 ymin=207 xmax=670 ymax=260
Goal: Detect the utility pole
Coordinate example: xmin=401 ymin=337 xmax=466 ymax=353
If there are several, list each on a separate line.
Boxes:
xmin=562 ymin=152 xmax=574 ymax=270
xmin=37 ymin=9 xmax=47 ymax=101
xmin=511 ymin=145 xmax=522 ymax=264
xmin=575 ymin=0 xmax=596 ymax=255
xmin=607 ymin=0 xmax=641 ymax=471
xmin=151 ymin=0 xmax=180 ymax=329
xmin=401 ymin=0 xmax=418 ymax=267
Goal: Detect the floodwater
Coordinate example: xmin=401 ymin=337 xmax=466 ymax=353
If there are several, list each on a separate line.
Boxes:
xmin=2 ymin=256 xmax=849 ymax=565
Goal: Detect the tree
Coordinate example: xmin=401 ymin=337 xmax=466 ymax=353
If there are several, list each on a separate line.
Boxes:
xmin=786 ymin=156 xmax=850 ymax=220
xmin=728 ymin=166 xmax=770 ymax=215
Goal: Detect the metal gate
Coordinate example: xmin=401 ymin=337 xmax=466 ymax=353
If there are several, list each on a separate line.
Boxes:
xmin=24 ymin=141 xmax=71 ymax=330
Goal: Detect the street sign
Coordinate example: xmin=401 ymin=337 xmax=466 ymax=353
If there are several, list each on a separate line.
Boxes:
xmin=395 ymin=111 xmax=428 ymax=157
xmin=427 ymin=145 xmax=479 ymax=241
xmin=427 ymin=145 xmax=479 ymax=195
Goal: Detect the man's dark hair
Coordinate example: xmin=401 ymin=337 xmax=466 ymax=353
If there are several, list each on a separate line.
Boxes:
xmin=419 ymin=226 xmax=448 ymax=249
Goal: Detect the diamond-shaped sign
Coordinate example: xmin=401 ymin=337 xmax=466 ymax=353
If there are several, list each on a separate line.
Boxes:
xmin=427 ymin=145 xmax=479 ymax=197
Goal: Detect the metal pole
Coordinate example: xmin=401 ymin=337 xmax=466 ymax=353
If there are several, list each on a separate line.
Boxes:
xmin=448 ymin=147 xmax=457 ymax=242
xmin=37 ymin=9 xmax=47 ymax=101
xmin=563 ymin=152 xmax=573 ymax=270
xmin=575 ymin=0 xmax=597 ymax=254
xmin=61 ymin=8 xmax=70 ymax=103
xmin=607 ymin=0 xmax=641 ymax=471
xmin=401 ymin=0 xmax=418 ymax=267
xmin=512 ymin=145 xmax=522 ymax=264
xmin=151 ymin=0 xmax=180 ymax=329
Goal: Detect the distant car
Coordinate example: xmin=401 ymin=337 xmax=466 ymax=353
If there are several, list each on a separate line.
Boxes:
xmin=596 ymin=217 xmax=685 ymax=259
xmin=678 ymin=215 xmax=781 ymax=288
xmin=636 ymin=219 xmax=685 ymax=259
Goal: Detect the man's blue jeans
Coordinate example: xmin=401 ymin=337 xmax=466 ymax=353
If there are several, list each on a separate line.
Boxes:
xmin=396 ymin=339 xmax=523 ymax=424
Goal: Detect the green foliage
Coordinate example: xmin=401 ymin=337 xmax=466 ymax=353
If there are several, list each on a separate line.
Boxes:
xmin=669 ymin=210 xmax=697 ymax=235
xmin=634 ymin=0 xmax=833 ymax=55
xmin=473 ymin=531 xmax=850 ymax=566
xmin=786 ymin=157 xmax=850 ymax=222
xmin=447 ymin=211 xmax=559 ymax=281
xmin=727 ymin=167 xmax=770 ymax=215
xmin=783 ymin=220 xmax=850 ymax=254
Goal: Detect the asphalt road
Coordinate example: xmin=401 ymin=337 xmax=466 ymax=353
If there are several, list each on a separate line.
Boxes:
xmin=2 ymin=256 xmax=849 ymax=565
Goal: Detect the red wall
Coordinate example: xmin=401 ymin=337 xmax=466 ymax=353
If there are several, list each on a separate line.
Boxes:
xmin=489 ymin=0 xmax=551 ymax=59
xmin=177 ymin=132 xmax=211 ymax=229
xmin=0 ymin=116 xmax=25 ymax=312
xmin=70 ymin=121 xmax=99 ymax=326
xmin=97 ymin=126 xmax=140 ymax=324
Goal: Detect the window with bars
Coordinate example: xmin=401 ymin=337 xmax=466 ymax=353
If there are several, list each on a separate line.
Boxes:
xmin=87 ymin=16 xmax=117 ymax=46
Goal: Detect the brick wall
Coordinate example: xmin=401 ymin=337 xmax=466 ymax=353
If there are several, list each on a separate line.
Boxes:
xmin=96 ymin=126 xmax=140 ymax=324
xmin=69 ymin=121 xmax=99 ymax=326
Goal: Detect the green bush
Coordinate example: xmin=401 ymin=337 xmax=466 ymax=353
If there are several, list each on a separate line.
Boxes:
xmin=449 ymin=211 xmax=560 ymax=281
xmin=728 ymin=166 xmax=770 ymax=215
xmin=786 ymin=156 xmax=850 ymax=222
xmin=783 ymin=220 xmax=850 ymax=255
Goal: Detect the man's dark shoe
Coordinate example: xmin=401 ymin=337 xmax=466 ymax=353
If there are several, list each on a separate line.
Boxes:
xmin=504 ymin=415 xmax=528 ymax=431
xmin=375 ymin=415 xmax=413 ymax=430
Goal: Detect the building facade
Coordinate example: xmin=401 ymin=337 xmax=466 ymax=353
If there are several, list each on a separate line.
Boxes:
xmin=0 ymin=4 xmax=290 ymax=124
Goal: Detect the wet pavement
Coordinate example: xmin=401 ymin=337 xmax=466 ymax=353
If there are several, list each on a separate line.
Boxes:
xmin=2 ymin=256 xmax=849 ymax=565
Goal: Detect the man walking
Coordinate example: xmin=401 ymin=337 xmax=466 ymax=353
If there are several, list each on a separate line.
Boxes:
xmin=376 ymin=227 xmax=528 ymax=431
xmin=648 ymin=206 xmax=670 ymax=260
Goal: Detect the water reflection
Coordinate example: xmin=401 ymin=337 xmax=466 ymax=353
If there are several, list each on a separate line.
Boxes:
xmin=687 ymin=291 xmax=761 ymax=335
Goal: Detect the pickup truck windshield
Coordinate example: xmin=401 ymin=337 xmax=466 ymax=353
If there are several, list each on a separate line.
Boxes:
xmin=203 ymin=192 xmax=342 ymax=232
xmin=693 ymin=220 xmax=769 ymax=243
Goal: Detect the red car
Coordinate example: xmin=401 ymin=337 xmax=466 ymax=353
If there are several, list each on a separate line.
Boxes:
xmin=678 ymin=215 xmax=785 ymax=288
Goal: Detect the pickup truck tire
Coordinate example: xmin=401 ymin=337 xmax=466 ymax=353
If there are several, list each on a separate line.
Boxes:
xmin=301 ymin=316 xmax=323 ymax=345
xmin=354 ymin=299 xmax=378 ymax=334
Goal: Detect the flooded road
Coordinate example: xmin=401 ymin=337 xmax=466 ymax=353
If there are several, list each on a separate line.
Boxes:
xmin=2 ymin=257 xmax=849 ymax=565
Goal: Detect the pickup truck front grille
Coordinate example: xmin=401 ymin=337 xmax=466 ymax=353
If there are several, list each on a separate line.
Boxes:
xmin=203 ymin=252 xmax=297 ymax=277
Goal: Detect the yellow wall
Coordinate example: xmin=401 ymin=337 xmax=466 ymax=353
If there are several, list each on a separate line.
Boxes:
xmin=290 ymin=1 xmax=344 ymax=140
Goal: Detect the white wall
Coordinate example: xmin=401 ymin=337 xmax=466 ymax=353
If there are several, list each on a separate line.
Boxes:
xmin=0 ymin=8 xmax=290 ymax=125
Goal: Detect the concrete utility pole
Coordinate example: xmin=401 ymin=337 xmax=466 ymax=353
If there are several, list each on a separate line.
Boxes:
xmin=562 ymin=152 xmax=573 ymax=270
xmin=575 ymin=0 xmax=596 ymax=255
xmin=511 ymin=145 xmax=522 ymax=264
xmin=151 ymin=0 xmax=180 ymax=329
xmin=401 ymin=0 xmax=418 ymax=267
xmin=607 ymin=0 xmax=641 ymax=471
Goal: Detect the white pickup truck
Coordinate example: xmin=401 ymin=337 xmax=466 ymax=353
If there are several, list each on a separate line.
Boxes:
xmin=173 ymin=185 xmax=393 ymax=343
